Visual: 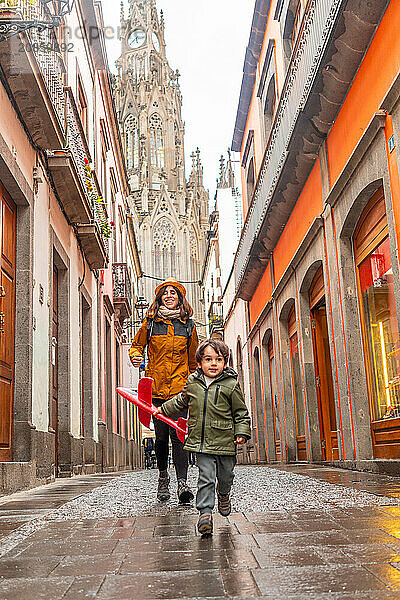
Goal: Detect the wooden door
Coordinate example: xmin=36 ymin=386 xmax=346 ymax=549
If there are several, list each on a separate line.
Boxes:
xmin=51 ymin=266 xmax=59 ymax=471
xmin=0 ymin=187 xmax=16 ymax=462
xmin=311 ymin=302 xmax=339 ymax=460
xmin=288 ymin=307 xmax=307 ymax=460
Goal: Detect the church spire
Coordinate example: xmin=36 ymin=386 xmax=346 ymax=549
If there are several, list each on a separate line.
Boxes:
xmin=115 ymin=2 xmax=209 ymax=322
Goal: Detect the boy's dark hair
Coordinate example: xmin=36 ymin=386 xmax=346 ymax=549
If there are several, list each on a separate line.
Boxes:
xmin=196 ymin=339 xmax=230 ymax=365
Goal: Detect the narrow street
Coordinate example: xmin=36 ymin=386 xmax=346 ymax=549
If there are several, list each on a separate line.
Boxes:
xmin=0 ymin=466 xmax=400 ymax=599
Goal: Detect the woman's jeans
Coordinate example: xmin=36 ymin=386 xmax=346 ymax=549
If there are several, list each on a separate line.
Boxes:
xmin=195 ymin=453 xmax=236 ymax=514
xmin=153 ymin=399 xmax=188 ymax=480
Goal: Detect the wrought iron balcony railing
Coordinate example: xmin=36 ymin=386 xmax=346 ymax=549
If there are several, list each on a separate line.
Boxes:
xmin=208 ymin=301 xmax=224 ymax=336
xmin=64 ymin=87 xmax=109 ymax=254
xmin=113 ymin=263 xmax=132 ymax=304
xmin=0 ymin=0 xmax=66 ymax=134
xmin=113 ymin=263 xmax=132 ymax=322
xmin=234 ymin=0 xmax=343 ymax=293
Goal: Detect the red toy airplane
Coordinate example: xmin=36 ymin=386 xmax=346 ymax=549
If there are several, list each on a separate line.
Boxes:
xmin=117 ymin=377 xmax=188 ymax=443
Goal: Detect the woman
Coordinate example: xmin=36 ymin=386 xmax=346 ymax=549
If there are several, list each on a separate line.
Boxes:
xmin=129 ymin=278 xmax=198 ymax=503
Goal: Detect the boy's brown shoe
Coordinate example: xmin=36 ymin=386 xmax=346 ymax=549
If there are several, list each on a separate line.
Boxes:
xmin=217 ymin=489 xmax=231 ymax=517
xmin=197 ymin=512 xmax=213 ymax=535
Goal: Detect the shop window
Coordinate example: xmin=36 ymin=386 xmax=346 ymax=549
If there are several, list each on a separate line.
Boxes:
xmin=355 ymin=191 xmax=400 ymax=423
xmin=358 ymin=236 xmax=400 ymax=420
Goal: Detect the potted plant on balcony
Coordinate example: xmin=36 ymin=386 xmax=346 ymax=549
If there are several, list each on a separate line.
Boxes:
xmin=0 ymin=0 xmax=22 ymax=19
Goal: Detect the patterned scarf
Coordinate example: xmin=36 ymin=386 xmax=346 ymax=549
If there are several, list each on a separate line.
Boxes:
xmin=157 ymin=305 xmax=181 ymax=321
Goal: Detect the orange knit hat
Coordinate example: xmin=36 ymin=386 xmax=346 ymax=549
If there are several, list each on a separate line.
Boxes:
xmin=154 ymin=278 xmax=187 ymax=298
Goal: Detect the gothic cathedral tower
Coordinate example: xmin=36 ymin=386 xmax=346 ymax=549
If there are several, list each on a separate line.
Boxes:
xmin=115 ymin=0 xmax=209 ymax=323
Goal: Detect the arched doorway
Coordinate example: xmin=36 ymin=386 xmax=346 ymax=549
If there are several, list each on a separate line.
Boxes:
xmin=267 ymin=335 xmax=281 ymax=461
xmin=354 ymin=188 xmax=400 ymax=458
xmin=253 ymin=346 xmax=267 ymax=462
xmin=288 ymin=306 xmax=307 ymax=460
xmin=309 ymin=266 xmax=338 ymax=460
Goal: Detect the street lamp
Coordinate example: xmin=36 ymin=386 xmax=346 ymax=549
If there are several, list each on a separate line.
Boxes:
xmin=0 ymin=0 xmax=76 ymax=42
xmin=135 ymin=296 xmax=149 ymax=322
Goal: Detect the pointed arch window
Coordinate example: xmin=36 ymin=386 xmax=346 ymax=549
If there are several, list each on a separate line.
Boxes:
xmin=125 ymin=115 xmax=139 ymax=170
xmin=153 ymin=218 xmax=177 ymax=279
xmin=149 ymin=114 xmax=165 ymax=168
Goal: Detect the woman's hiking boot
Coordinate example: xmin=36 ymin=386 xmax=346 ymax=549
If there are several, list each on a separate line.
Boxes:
xmin=177 ymin=479 xmax=194 ymax=504
xmin=157 ymin=472 xmax=170 ymax=501
xmin=197 ymin=513 xmax=213 ymax=536
xmin=217 ymin=485 xmax=232 ymax=517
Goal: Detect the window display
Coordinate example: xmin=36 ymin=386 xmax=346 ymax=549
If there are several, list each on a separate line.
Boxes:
xmin=358 ymin=236 xmax=400 ymax=421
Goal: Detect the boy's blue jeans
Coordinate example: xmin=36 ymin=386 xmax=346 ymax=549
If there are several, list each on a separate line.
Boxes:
xmin=195 ymin=453 xmax=236 ymax=515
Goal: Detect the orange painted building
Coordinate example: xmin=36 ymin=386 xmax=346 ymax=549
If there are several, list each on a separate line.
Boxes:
xmin=230 ymin=0 xmax=400 ymax=468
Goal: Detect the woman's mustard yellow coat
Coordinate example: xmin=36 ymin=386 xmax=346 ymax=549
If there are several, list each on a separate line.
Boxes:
xmin=129 ymin=317 xmax=199 ymax=400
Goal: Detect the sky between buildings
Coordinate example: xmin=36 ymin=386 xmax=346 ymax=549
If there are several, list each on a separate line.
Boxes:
xmin=100 ymin=0 xmax=254 ymax=200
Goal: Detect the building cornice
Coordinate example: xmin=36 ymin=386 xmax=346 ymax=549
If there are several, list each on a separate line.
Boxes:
xmin=232 ymin=0 xmax=271 ymax=153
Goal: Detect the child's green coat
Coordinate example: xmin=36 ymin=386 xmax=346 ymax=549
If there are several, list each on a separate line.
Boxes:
xmin=161 ymin=368 xmax=251 ymax=456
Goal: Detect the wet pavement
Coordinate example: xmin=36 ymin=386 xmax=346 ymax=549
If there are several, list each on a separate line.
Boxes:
xmin=0 ymin=465 xmax=400 ymax=598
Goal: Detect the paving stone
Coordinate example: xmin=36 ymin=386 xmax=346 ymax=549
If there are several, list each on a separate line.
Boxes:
xmin=0 ymin=555 xmax=61 ymax=579
xmin=252 ymin=564 xmax=388 ymax=595
xmin=61 ymin=575 xmax=105 ymax=599
xmin=120 ymin=549 xmax=229 ymax=573
xmin=51 ymin=554 xmax=126 ymax=577
xmin=340 ymin=543 xmax=400 ymax=564
xmin=0 ymin=576 xmax=73 ymax=600
xmin=225 ymin=548 xmax=260 ymax=569
xmin=254 ymin=530 xmax=350 ymax=548
xmin=229 ymin=534 xmax=259 ymax=549
xmin=18 ymin=539 xmax=118 ymax=558
xmin=154 ymin=524 xmax=197 ymax=537
xmin=252 ymin=546 xmax=326 ymax=568
xmin=97 ymin=570 xmax=226 ymax=599
xmin=364 ymin=562 xmax=400 ymax=591
xmin=220 ymin=568 xmax=260 ymax=596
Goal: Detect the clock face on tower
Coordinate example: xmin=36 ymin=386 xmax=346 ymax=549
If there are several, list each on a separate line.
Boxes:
xmin=128 ymin=29 xmax=146 ymax=49
xmin=152 ymin=32 xmax=161 ymax=53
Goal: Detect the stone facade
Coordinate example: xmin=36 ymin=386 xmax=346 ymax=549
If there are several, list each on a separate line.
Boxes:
xmin=114 ymin=0 xmax=209 ymax=320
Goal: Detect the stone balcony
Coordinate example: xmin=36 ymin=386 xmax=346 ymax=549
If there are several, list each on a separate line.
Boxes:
xmin=0 ymin=0 xmax=65 ymax=149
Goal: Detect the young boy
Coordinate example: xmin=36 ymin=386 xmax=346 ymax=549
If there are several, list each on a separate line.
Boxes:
xmin=154 ymin=339 xmax=251 ymax=535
